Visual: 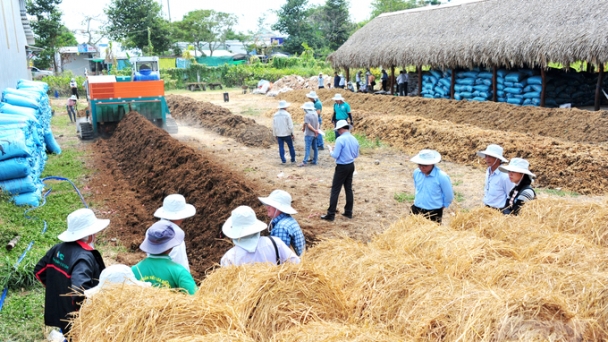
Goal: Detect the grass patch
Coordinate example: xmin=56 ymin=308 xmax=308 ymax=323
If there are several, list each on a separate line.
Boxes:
xmin=243 ymin=166 xmax=257 ymax=172
xmin=455 ymin=191 xmax=465 ymax=203
xmin=452 ymin=180 xmax=463 ymax=186
xmin=241 ymin=107 xmax=263 ymax=117
xmin=537 ymin=188 xmax=580 ymax=197
xmin=324 ymin=130 xmax=383 ymax=148
xmin=394 ymin=192 xmax=415 ymax=203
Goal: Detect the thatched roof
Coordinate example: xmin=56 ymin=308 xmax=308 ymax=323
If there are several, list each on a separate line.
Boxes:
xmin=328 ymin=0 xmax=608 ymax=69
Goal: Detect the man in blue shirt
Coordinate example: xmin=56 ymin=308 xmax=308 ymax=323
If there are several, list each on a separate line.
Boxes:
xmin=331 ymin=94 xmax=352 ymax=138
xmin=410 ymin=149 xmax=454 ymax=223
xmin=306 ymin=91 xmax=324 ymax=150
xmin=321 ymin=120 xmax=360 ymax=221
xmin=476 ymin=144 xmax=513 ymax=209
xmin=259 ymin=190 xmax=306 ymax=256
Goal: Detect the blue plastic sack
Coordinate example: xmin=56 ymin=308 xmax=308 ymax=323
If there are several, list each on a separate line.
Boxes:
xmin=504 ymin=87 xmax=523 ymax=94
xmin=459 ymin=92 xmax=473 ymax=99
xmin=527 ymin=76 xmax=542 ymax=85
xmin=12 ymin=188 xmax=42 ymax=207
xmin=0 ymin=157 xmax=33 ymax=181
xmin=455 ymin=85 xmax=473 ymax=92
xmin=0 ymin=130 xmax=32 ymax=161
xmin=505 ymin=72 xmax=524 ymax=83
xmin=477 ymin=92 xmax=490 ymax=98
xmin=507 ymin=98 xmax=523 ymax=105
xmin=454 ymin=94 xmax=462 ymax=100
xmin=497 ymin=90 xmax=505 ymax=97
xmin=0 ymin=175 xmax=39 ymax=194
xmin=0 ymin=102 xmax=40 ymax=123
xmin=513 ymin=82 xmax=527 ymax=88
xmin=430 ymin=70 xmax=443 ymax=79
xmin=2 ymin=93 xmax=40 ymax=110
xmin=497 ymin=83 xmax=504 ymax=90
xmin=423 ymin=94 xmax=434 ymax=99
xmin=457 ymin=71 xmax=478 ymax=79
xmin=17 ymin=79 xmax=49 ymax=92
xmin=44 ymin=131 xmax=61 ymax=154
xmin=456 ymin=78 xmax=475 ymax=86
xmin=471 ymin=97 xmax=487 ymax=102
xmin=523 ymin=92 xmax=541 ymax=99
xmin=473 ymin=85 xmax=490 ymax=92
xmin=498 ymin=97 xmax=507 ymax=102
xmin=477 ymin=72 xmax=493 ymax=79
xmin=439 ymin=78 xmax=451 ymax=88
xmin=2 ymin=88 xmax=42 ymax=102
xmin=497 ymin=70 xmax=508 ymax=78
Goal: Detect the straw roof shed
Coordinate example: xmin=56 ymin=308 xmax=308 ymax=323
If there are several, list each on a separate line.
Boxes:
xmin=328 ymin=0 xmax=608 ymax=69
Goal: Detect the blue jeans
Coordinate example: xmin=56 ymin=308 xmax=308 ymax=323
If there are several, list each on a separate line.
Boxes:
xmin=317 ymin=116 xmax=325 ymax=148
xmin=303 ymin=136 xmax=318 ymax=164
xmin=277 ymin=136 xmax=296 ymax=163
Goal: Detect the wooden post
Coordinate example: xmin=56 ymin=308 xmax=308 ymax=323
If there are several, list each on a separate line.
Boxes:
xmin=345 ymin=68 xmax=350 ymax=87
xmin=595 ymin=63 xmax=604 ymax=111
xmin=390 ymin=66 xmax=395 ymax=94
xmin=540 ymin=67 xmax=546 ymax=108
xmin=492 ymin=66 xmax=498 ymax=102
xmin=417 ymin=66 xmax=422 ymax=97
xmin=450 ymin=68 xmax=456 ymax=99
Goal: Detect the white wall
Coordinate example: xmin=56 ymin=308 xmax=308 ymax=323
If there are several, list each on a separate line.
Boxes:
xmin=0 ymin=0 xmax=31 ymax=91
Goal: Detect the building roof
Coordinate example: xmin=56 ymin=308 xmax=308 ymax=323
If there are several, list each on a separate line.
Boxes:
xmin=328 ymin=0 xmax=608 ymax=69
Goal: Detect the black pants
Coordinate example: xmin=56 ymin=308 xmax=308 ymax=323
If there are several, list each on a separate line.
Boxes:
xmin=327 ymin=163 xmax=355 ymax=217
xmin=71 ymin=87 xmax=79 ymax=99
xmin=399 ymin=83 xmax=408 ymax=96
xmin=411 ymin=205 xmax=443 ymax=223
xmin=382 ymin=80 xmax=387 ymax=91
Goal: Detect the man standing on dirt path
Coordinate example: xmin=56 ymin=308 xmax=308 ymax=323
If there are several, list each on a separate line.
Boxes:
xmin=397 ymin=70 xmax=409 ymax=96
xmin=272 ymin=100 xmax=296 ymax=164
xmin=306 ymin=91 xmax=325 ymax=150
xmin=476 ymin=144 xmax=512 ymax=210
xmin=321 ymin=120 xmax=359 ymax=221
xmin=331 ymin=94 xmax=353 ymax=139
xmin=333 ymin=72 xmax=340 ymax=89
xmin=221 ymin=206 xmax=300 ymax=266
xmin=410 ymin=149 xmax=454 ymax=224
xmin=259 ymin=190 xmax=306 ymax=256
xmin=299 ymin=102 xmax=320 ymax=167
xmin=34 ymin=208 xmax=109 ymax=335
xmin=318 ymin=73 xmax=324 ymax=89
xmin=153 ymin=194 xmax=196 ymax=272
xmin=132 ymin=221 xmax=197 ymax=295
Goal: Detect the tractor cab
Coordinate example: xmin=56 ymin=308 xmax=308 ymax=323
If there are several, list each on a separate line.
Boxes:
xmin=130 ymin=56 xmax=161 ymax=81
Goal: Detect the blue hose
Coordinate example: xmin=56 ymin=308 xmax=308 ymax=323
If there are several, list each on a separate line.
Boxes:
xmin=0 ymin=176 xmax=88 ymax=311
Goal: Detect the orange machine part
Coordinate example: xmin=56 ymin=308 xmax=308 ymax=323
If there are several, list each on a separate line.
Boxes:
xmin=90 ymin=80 xmax=165 ymax=99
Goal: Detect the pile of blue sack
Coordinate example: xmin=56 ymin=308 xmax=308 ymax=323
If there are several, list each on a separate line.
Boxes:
xmin=0 ymin=79 xmax=62 ymax=206
xmin=421 ymin=70 xmax=451 ymax=99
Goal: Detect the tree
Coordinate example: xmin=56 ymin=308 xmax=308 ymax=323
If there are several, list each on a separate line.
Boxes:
xmin=27 ymin=0 xmax=65 ymax=71
xmin=174 ymin=10 xmax=237 ymax=57
xmin=370 ymin=0 xmax=443 ymax=19
xmin=272 ymin=0 xmax=321 ymax=55
xmin=317 ymin=0 xmax=353 ymax=51
xmin=105 ymin=0 xmax=172 ymax=55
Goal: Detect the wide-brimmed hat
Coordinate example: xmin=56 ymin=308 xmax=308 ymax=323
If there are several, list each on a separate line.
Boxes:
xmin=334 ymin=120 xmax=350 ymax=130
xmin=222 ymin=206 xmax=267 ymax=239
xmin=84 ymin=264 xmax=150 ymax=297
xmin=58 ymin=208 xmax=110 ymax=242
xmin=278 ymin=100 xmax=290 ymax=109
xmin=332 ymin=94 xmax=345 ymax=101
xmin=69 ymin=95 xmax=77 ymax=100
xmin=306 ymin=91 xmax=318 ymax=99
xmin=140 ymin=221 xmax=185 ymax=254
xmin=499 ymin=158 xmax=536 ymax=178
xmin=259 ymin=190 xmax=297 ymax=215
xmin=477 ymin=144 xmax=508 ymax=163
xmin=301 ymin=102 xmax=316 ymax=111
xmin=153 ymin=194 xmax=196 ymax=221
xmin=410 ymin=149 xmax=441 ymax=165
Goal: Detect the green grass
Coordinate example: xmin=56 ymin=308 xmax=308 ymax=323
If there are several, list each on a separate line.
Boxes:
xmin=537 ymin=188 xmax=580 ymax=197
xmin=324 ymin=130 xmax=383 ymax=148
xmin=455 ymin=191 xmax=466 ymax=203
xmin=452 ymin=180 xmax=463 ymax=186
xmin=394 ymin=192 xmax=415 ymax=203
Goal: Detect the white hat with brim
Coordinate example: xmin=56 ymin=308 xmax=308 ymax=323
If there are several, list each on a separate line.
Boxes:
xmin=306 ymin=91 xmax=318 ymax=99
xmin=58 ymin=208 xmax=110 ymax=242
xmin=499 ymin=158 xmax=536 ymax=178
xmin=140 ymin=221 xmax=185 ymax=254
xmin=259 ymin=190 xmax=297 ymax=215
xmin=69 ymin=95 xmax=77 ymax=100
xmin=410 ymin=149 xmax=441 ymax=165
xmin=301 ymin=102 xmax=316 ymax=111
xmin=278 ymin=100 xmax=291 ymax=109
xmin=84 ymin=264 xmax=151 ymax=298
xmin=334 ymin=119 xmax=351 ymax=130
xmin=332 ymin=94 xmax=345 ymax=101
xmin=154 ymin=194 xmax=196 ymax=220
xmin=477 ymin=144 xmax=508 ymax=163
xmin=222 ymin=206 xmax=267 ymax=239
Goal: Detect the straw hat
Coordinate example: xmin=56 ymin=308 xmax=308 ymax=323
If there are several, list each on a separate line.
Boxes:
xmin=332 ymin=94 xmax=345 ymax=101
xmin=84 ymin=264 xmax=150 ymax=298
xmin=477 ymin=144 xmax=508 ymax=163
xmin=222 ymin=206 xmax=266 ymax=239
xmin=140 ymin=221 xmax=185 ymax=254
xmin=259 ymin=190 xmax=297 ymax=215
xmin=410 ymin=149 xmax=441 ymax=165
xmin=306 ymin=91 xmax=318 ymax=99
xmin=334 ymin=120 xmax=350 ymax=130
xmin=278 ymin=100 xmax=290 ymax=109
xmin=153 ymin=194 xmax=196 ymax=221
xmin=301 ymin=102 xmax=316 ymax=111
xmin=499 ymin=158 xmax=536 ymax=178
xmin=58 ymin=208 xmax=110 ymax=242
xmin=69 ymin=95 xmax=77 ymax=100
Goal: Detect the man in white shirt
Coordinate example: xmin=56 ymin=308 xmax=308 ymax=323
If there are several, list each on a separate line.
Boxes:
xmin=397 ymin=70 xmax=409 ymax=96
xmin=476 ymin=144 xmax=513 ymax=209
xmin=153 ymin=194 xmax=196 ymax=272
xmin=272 ymin=100 xmax=296 ymax=164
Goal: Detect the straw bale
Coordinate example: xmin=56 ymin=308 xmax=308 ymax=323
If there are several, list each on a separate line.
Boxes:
xmin=271 ymin=321 xmax=404 ymax=341
xmin=198 ymin=263 xmax=351 ymax=340
xmin=69 ymin=284 xmax=243 ymax=341
xmin=166 ymin=331 xmax=255 ymax=342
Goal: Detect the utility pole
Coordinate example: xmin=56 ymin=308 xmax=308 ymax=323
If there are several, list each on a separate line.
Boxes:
xmin=166 ymin=0 xmax=171 ymax=22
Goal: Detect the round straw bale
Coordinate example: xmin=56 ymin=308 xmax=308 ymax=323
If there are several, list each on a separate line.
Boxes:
xmin=272 ymin=321 xmax=405 ymax=341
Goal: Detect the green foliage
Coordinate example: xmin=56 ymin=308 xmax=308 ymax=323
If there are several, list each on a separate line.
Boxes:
xmin=324 ymin=130 xmax=383 ymax=148
xmin=455 ymin=191 xmax=465 ymax=203
xmin=174 ymin=10 xmax=238 ymax=57
xmin=394 ymin=192 xmax=415 ymax=203
xmin=0 ymin=287 xmax=45 ymax=341
xmin=105 ymin=0 xmax=172 ymax=54
xmin=272 ymin=0 xmax=322 ymax=54
xmin=370 ymin=0 xmax=432 ymax=19
xmin=41 ymin=73 xmax=86 ymax=96
xmin=317 ymin=0 xmax=353 ymax=50
xmin=27 ymin=0 xmax=67 ymax=70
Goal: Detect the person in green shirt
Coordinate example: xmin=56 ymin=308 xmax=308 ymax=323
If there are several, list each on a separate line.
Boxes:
xmin=331 ymin=93 xmax=353 ymax=138
xmin=132 ymin=221 xmax=197 ymax=295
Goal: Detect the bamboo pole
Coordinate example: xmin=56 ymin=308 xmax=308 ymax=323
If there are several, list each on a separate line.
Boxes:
xmin=345 ymin=68 xmax=350 ymax=88
xmin=417 ymin=66 xmax=422 ymax=97
xmin=540 ymin=67 xmax=546 ymax=107
xmin=390 ymin=66 xmax=395 ymax=94
xmin=450 ymin=68 xmax=455 ymax=99
xmin=492 ymin=66 xmax=497 ymax=102
xmin=595 ymin=63 xmax=604 ymax=111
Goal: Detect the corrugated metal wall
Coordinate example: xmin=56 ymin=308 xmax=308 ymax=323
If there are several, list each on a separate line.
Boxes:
xmin=0 ymin=0 xmax=31 ymax=91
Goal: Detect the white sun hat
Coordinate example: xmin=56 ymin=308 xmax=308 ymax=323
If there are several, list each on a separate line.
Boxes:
xmin=301 ymin=102 xmax=316 ymax=111
xmin=222 ymin=206 xmax=267 ymax=239
xmin=334 ymin=119 xmax=350 ymax=130
xmin=332 ymin=94 xmax=345 ymax=101
xmin=410 ymin=149 xmax=441 ymax=165
xmin=259 ymin=190 xmax=297 ymax=215
xmin=58 ymin=208 xmax=110 ymax=242
xmin=84 ymin=264 xmax=150 ymax=298
xmin=499 ymin=158 xmax=536 ymax=178
xmin=154 ymin=194 xmax=196 ymax=220
xmin=69 ymin=95 xmax=77 ymax=100
xmin=140 ymin=221 xmax=185 ymax=254
xmin=306 ymin=91 xmax=318 ymax=99
xmin=477 ymin=144 xmax=508 ymax=163
xmin=278 ymin=100 xmax=291 ymax=108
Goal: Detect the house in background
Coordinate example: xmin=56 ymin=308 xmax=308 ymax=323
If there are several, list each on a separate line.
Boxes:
xmin=0 ymin=0 xmax=36 ymax=90
xmin=55 ymin=44 xmax=100 ymax=76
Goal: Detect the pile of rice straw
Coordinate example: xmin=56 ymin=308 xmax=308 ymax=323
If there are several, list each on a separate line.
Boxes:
xmin=69 ymin=198 xmax=608 ymax=341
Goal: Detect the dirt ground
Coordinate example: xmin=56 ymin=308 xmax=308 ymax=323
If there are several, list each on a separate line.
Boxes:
xmin=79 ymin=89 xmax=607 ymax=280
